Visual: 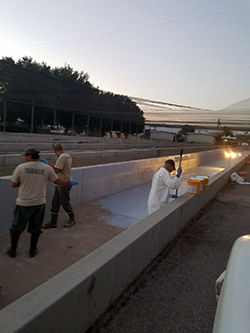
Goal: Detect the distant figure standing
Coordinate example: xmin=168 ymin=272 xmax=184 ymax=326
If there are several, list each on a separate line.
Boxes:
xmin=147 ymin=159 xmax=182 ymax=215
xmin=7 ymin=147 xmax=78 ymax=258
xmin=42 ymin=143 xmax=76 ymax=228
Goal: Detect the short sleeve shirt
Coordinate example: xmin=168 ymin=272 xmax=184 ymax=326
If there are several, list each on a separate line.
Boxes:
xmin=54 ymin=152 xmax=72 ymax=181
xmin=12 ymin=161 xmax=58 ymax=206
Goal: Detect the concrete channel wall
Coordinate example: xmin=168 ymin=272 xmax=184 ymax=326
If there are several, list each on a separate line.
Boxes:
xmin=0 ymin=154 xmax=246 ymax=333
xmin=1 ymin=149 xmax=226 ymax=232
xmin=0 ymin=132 xmax=171 ymax=169
xmin=0 ymin=132 xmax=166 ymax=153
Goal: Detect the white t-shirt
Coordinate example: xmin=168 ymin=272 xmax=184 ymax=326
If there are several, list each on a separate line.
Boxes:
xmin=12 ymin=161 xmax=58 ymax=206
xmin=147 ymin=168 xmax=181 ymax=215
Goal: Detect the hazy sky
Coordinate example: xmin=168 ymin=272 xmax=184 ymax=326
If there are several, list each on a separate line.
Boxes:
xmin=1 ymin=0 xmax=250 ymax=110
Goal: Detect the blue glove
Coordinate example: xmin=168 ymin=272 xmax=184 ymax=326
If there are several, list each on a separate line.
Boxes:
xmin=171 ymin=194 xmax=178 ymax=199
xmin=177 ymin=167 xmax=182 ymax=176
xmin=70 ymin=180 xmax=78 ymax=186
xmin=41 ymin=159 xmax=49 ymax=165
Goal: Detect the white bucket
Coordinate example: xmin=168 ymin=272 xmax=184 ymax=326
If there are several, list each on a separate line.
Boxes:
xmin=190 ymin=177 xmax=204 ymax=191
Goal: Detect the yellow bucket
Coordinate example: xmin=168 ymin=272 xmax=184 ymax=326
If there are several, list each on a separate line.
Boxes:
xmin=187 ymin=179 xmax=202 ymax=195
xmin=197 ymin=174 xmax=210 ymax=189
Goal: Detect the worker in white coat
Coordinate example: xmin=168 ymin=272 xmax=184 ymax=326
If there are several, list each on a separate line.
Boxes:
xmin=148 ymin=159 xmax=182 ymax=215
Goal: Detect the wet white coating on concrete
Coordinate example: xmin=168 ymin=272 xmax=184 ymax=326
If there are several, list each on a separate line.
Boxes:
xmin=99 ymin=160 xmax=228 ymax=229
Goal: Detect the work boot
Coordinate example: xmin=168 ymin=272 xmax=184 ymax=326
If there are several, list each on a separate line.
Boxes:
xmin=6 ymin=234 xmax=20 ymax=258
xmin=29 ymin=234 xmax=39 ymax=257
xmin=42 ymin=213 xmax=58 ymax=228
xmin=65 ymin=212 xmax=76 ymax=228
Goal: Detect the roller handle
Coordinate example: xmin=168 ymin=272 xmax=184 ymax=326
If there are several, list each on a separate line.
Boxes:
xmin=175 ymin=149 xmax=183 ymax=196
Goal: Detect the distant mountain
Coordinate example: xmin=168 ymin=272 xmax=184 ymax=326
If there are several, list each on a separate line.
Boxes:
xmin=222 ymin=98 xmax=250 ymax=112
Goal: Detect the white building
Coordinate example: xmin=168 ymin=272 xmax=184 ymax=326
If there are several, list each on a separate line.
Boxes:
xmin=149 ymin=130 xmax=177 ymax=142
xmin=187 ymin=133 xmax=216 ymax=145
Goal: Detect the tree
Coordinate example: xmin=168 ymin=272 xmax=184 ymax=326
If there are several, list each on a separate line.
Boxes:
xmin=181 ymin=125 xmax=195 ymax=135
xmin=0 ymin=57 xmax=145 ymax=133
xmin=222 ymin=126 xmax=234 ymax=137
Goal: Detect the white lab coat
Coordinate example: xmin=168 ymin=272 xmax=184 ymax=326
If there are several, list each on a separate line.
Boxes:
xmin=147 ymin=167 xmax=181 ymax=215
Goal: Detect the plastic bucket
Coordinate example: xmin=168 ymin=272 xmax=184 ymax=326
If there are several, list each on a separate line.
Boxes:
xmin=239 ymin=171 xmax=248 ymax=181
xmin=190 ymin=177 xmax=204 ymax=191
xmin=197 ymin=174 xmax=210 ymax=189
xmin=187 ymin=179 xmax=202 ymax=195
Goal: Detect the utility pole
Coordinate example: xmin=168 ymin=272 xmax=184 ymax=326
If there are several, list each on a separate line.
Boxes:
xmin=3 ymin=100 xmax=7 ymax=132
xmin=217 ymin=119 xmax=221 ymax=134
xmin=31 ymin=102 xmax=34 ymax=133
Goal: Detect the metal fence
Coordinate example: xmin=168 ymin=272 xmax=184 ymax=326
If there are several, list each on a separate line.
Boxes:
xmin=0 ymin=99 xmax=144 ymax=137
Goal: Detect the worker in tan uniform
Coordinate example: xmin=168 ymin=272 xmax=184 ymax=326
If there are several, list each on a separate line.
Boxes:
xmin=42 ymin=142 xmax=76 ymax=228
xmin=7 ymin=147 xmax=78 ymax=258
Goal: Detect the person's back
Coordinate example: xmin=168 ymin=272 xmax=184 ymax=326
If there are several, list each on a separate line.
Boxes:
xmin=8 ymin=147 xmax=57 ymax=258
xmin=13 ymin=161 xmax=56 ymax=206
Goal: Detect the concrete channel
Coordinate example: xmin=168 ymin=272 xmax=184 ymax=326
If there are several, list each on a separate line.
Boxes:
xmin=0 ymin=146 xmax=247 ymax=333
xmin=0 ymin=131 xmax=226 ymax=176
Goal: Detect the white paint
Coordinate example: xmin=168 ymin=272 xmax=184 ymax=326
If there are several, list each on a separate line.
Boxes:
xmin=98 ymin=160 xmax=232 ymax=229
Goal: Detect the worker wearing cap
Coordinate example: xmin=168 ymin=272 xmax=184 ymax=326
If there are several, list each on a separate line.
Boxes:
xmin=147 ymin=159 xmax=182 ymax=215
xmin=7 ymin=147 xmax=78 ymax=258
xmin=41 ymin=143 xmax=76 ymax=228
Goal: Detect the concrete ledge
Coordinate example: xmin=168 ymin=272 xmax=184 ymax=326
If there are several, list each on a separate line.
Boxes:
xmin=0 ymin=132 xmax=167 ymax=153
xmin=0 ymin=156 xmax=246 ymax=333
xmin=0 ymin=147 xmax=207 ymax=167
xmin=0 ymin=142 xmax=160 ymax=153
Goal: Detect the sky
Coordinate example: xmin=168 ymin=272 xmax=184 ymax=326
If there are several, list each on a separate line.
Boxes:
xmin=1 ymin=0 xmax=250 ymax=111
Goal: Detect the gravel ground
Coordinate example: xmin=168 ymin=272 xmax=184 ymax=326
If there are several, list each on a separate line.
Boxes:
xmin=87 ymin=164 xmax=250 ymax=333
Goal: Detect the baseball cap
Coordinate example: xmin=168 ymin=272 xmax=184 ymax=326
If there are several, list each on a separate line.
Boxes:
xmin=24 ymin=147 xmax=40 ymax=155
xmin=165 ymin=159 xmax=176 ymax=170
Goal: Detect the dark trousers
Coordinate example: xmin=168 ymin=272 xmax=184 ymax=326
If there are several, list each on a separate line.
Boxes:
xmin=50 ymin=185 xmax=73 ymax=214
xmin=10 ymin=204 xmax=45 ymax=236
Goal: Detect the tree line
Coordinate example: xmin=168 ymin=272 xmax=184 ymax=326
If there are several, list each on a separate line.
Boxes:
xmin=0 ymin=56 xmax=145 ymax=135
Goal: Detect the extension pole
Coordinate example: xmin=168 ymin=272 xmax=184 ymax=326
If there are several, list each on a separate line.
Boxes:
xmin=176 ymin=149 xmax=183 ymax=196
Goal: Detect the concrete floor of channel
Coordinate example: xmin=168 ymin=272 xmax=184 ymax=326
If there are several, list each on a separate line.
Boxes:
xmin=1 ymin=157 xmax=250 ymax=333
